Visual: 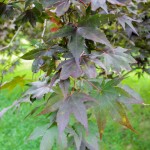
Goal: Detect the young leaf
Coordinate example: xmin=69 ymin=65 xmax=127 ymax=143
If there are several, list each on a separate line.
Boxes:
xmin=21 ymin=46 xmax=66 ymax=60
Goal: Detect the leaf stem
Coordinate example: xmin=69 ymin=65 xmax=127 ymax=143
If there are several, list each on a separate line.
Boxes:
xmin=83 ymin=78 xmax=100 ymax=92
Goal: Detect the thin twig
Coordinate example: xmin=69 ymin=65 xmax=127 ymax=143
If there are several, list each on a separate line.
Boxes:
xmin=119 ymin=33 xmax=135 ymax=46
xmin=122 ymin=68 xmax=138 ymax=78
xmin=83 ymin=78 xmax=100 ymax=92
xmin=41 ymin=19 xmax=47 ymax=43
xmin=0 ymin=25 xmax=22 ymax=51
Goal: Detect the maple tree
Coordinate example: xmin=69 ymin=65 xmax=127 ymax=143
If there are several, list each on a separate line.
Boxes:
xmin=0 ymin=0 xmax=150 ymax=150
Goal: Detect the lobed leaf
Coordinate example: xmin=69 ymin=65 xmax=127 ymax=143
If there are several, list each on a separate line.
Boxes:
xmin=25 ymin=80 xmax=52 ymax=99
xmin=78 ymin=14 xmax=116 ymax=28
xmin=90 ymin=79 xmax=140 ymax=139
xmin=59 ymin=58 xmax=82 ymax=80
xmin=118 ymin=15 xmax=139 ymax=35
xmin=77 ymin=27 xmax=113 ymax=49
xmin=100 ymin=47 xmax=136 ymax=74
xmin=21 ymin=45 xmax=66 ymax=60
xmin=40 ymin=126 xmax=58 ymax=150
xmin=0 ymin=75 xmax=27 ymax=91
xmin=56 ymin=0 xmax=70 ymax=16
xmin=57 ymin=92 xmax=94 ymax=133
xmin=68 ymin=32 xmax=86 ymax=66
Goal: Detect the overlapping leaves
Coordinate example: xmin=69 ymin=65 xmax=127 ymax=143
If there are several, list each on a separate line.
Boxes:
xmin=21 ymin=45 xmax=66 ymax=73
xmin=118 ymin=15 xmax=139 ymax=35
xmin=56 ymin=92 xmax=94 ymax=133
xmin=47 ymin=14 xmax=114 ymax=66
xmin=39 ymin=0 xmax=130 ymax=16
xmin=39 ymin=91 xmax=94 ymax=134
xmin=98 ymin=47 xmax=136 ymax=74
xmin=66 ymin=122 xmax=100 ymax=150
xmin=29 ymin=123 xmax=67 ymax=150
xmin=38 ymin=88 xmax=95 ymax=133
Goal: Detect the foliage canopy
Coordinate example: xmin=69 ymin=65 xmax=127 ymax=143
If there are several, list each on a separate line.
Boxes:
xmin=0 ymin=0 xmax=150 ymax=149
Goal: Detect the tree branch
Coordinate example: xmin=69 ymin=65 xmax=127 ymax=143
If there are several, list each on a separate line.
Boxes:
xmin=0 ymin=25 xmax=22 ymax=52
xmin=41 ymin=19 xmax=47 ymax=43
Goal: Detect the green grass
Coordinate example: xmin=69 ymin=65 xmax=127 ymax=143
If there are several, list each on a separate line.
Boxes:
xmin=0 ymin=66 xmax=150 ymax=150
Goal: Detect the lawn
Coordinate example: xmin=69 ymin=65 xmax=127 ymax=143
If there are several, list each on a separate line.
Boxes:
xmin=0 ymin=65 xmax=150 ymax=150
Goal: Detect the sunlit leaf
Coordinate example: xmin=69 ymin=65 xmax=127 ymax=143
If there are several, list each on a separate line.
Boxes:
xmin=0 ymin=75 xmax=27 ymax=91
